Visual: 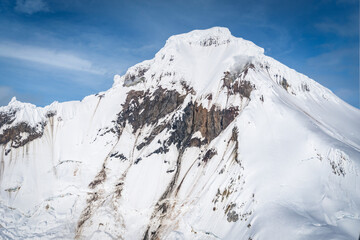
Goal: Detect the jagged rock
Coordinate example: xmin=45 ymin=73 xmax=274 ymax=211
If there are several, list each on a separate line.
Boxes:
xmin=46 ymin=111 xmax=57 ymax=118
xmin=117 ymin=87 xmax=185 ymax=134
xmin=280 ymin=77 xmax=290 ymax=91
xmin=168 ymin=102 xmax=239 ymax=149
xmin=202 ymin=148 xmax=217 ymax=163
xmin=0 ymin=109 xmax=16 ymax=128
xmin=0 ymin=122 xmax=45 ymax=148
xmin=222 ymin=70 xmax=255 ymax=98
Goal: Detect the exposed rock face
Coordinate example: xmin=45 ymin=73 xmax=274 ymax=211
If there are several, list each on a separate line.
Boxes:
xmin=117 ymin=85 xmax=242 ymax=154
xmin=167 ymin=102 xmax=239 ymax=148
xmin=0 ymin=110 xmax=16 ymax=128
xmin=280 ymin=77 xmax=290 ymax=91
xmin=0 ymin=122 xmax=45 ymax=148
xmin=123 ymin=65 xmax=150 ymax=86
xmin=202 ymin=148 xmax=217 ymax=163
xmin=199 ymin=36 xmax=231 ymax=47
xmin=226 ymin=203 xmax=239 ymax=222
xmin=222 ymin=68 xmax=255 ymax=98
xmin=45 ymin=111 xmax=57 ymax=118
xmin=0 ymin=107 xmax=50 ymax=150
xmin=117 ymin=87 xmax=186 ymax=134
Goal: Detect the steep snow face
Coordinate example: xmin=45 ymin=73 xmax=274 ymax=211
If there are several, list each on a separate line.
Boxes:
xmin=113 ymin=27 xmax=263 ymax=99
xmin=0 ymin=27 xmax=359 ymax=240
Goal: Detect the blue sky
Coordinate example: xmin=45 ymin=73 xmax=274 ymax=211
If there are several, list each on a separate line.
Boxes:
xmin=0 ymin=0 xmax=358 ymax=107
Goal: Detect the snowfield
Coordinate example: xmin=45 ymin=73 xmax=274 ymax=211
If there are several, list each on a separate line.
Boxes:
xmin=0 ymin=27 xmax=359 ymax=240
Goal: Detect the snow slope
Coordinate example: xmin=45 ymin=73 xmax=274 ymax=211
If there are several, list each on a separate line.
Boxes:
xmin=0 ymin=27 xmax=359 ymax=240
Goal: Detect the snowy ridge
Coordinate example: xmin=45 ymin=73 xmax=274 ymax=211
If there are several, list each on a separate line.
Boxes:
xmin=0 ymin=27 xmax=359 ymax=240
xmin=113 ymin=27 xmax=341 ymax=107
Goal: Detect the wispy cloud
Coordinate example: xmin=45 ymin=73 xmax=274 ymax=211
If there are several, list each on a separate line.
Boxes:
xmin=316 ymin=22 xmax=358 ymax=37
xmin=0 ymin=42 xmax=105 ymax=75
xmin=306 ymin=48 xmax=357 ymax=68
xmin=315 ymin=13 xmax=358 ymax=37
xmin=117 ymin=43 xmax=158 ymax=54
xmin=15 ymin=0 xmax=49 ymax=14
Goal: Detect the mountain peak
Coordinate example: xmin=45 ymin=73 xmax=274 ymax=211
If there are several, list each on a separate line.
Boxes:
xmin=9 ymin=96 xmax=17 ymax=105
xmin=163 ymin=27 xmax=264 ymax=55
xmin=114 ymin=27 xmax=265 ymax=88
xmin=166 ymin=27 xmax=232 ymax=47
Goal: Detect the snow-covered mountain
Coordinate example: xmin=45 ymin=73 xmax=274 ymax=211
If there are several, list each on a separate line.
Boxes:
xmin=0 ymin=27 xmax=359 ymax=240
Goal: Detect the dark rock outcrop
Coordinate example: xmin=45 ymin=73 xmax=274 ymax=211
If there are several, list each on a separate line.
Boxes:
xmin=202 ymin=148 xmax=217 ymax=163
xmin=280 ymin=77 xmax=290 ymax=91
xmin=0 ymin=122 xmax=45 ymax=148
xmin=123 ymin=66 xmax=150 ymax=86
xmin=167 ymin=102 xmax=239 ymax=148
xmin=222 ymin=69 xmax=255 ymax=98
xmin=0 ymin=110 xmax=17 ymax=128
xmin=46 ymin=111 xmax=57 ymax=118
xmin=117 ymin=87 xmax=186 ymax=134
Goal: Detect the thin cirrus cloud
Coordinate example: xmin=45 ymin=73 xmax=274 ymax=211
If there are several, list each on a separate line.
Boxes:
xmin=315 ymin=13 xmax=358 ymax=37
xmin=315 ymin=21 xmax=358 ymax=37
xmin=0 ymin=41 xmax=105 ymax=75
xmin=15 ymin=0 xmax=49 ymax=14
xmin=306 ymin=47 xmax=356 ymax=68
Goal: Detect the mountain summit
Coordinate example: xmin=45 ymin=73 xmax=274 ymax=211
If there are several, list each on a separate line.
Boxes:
xmin=0 ymin=27 xmax=359 ymax=240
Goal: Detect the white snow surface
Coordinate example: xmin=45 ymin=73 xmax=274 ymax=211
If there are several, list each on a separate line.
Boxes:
xmin=0 ymin=27 xmax=359 ymax=240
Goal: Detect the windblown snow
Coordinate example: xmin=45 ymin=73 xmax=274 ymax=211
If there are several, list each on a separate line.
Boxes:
xmin=0 ymin=27 xmax=359 ymax=240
